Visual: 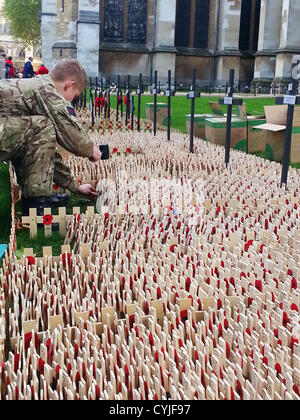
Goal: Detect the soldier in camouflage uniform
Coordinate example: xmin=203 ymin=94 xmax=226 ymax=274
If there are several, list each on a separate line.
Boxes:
xmin=0 ymin=59 xmax=101 ymax=215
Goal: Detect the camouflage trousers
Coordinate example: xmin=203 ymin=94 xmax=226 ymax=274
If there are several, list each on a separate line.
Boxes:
xmin=0 ymin=115 xmax=76 ymax=197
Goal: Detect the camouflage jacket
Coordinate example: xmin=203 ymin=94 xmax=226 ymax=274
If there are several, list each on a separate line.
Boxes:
xmin=0 ymin=75 xmax=94 ymax=192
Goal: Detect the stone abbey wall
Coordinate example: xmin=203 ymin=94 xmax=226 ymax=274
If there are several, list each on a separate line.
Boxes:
xmin=41 ymin=0 xmax=300 ymax=86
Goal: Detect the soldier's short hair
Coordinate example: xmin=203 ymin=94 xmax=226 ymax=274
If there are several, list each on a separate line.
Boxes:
xmin=50 ymin=59 xmax=88 ymax=90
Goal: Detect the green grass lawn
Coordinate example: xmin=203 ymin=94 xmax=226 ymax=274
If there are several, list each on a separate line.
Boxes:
xmin=108 ymin=94 xmax=275 ymax=133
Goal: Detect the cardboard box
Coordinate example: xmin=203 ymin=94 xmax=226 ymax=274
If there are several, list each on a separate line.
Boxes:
xmin=186 ymin=114 xmax=212 ymax=139
xmin=235 ymin=103 xmax=264 ymax=120
xmin=208 ymin=101 xmax=226 ymax=116
xmin=235 ymin=103 xmax=266 ymax=153
xmin=253 ymin=105 xmax=287 ymax=162
xmin=247 ymin=119 xmax=267 ymax=153
xmin=146 ymin=103 xmax=170 ymax=127
xmin=205 ymin=117 xmax=247 ymax=151
xmin=185 ymin=101 xmax=231 ymax=139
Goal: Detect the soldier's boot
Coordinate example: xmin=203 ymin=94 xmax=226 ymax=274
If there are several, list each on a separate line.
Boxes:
xmin=21 ymin=196 xmax=48 ymax=217
xmin=22 ymin=194 xmax=69 ymax=232
xmin=49 ymin=193 xmax=69 ymax=207
xmin=22 ymin=194 xmax=69 ymax=216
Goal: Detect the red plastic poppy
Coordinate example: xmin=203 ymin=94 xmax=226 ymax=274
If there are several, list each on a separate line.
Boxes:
xmin=43 ymin=215 xmax=53 ymax=226
xmin=291 ymin=303 xmax=299 ymax=312
xmin=180 ymin=310 xmax=188 ymax=323
xmin=38 ymin=358 xmax=45 ymax=375
xmin=126 ymin=148 xmax=132 ymax=154
xmin=275 ymin=363 xmax=282 ymax=374
xmin=62 ymin=253 xmax=72 ymax=267
xmin=26 ymin=256 xmax=36 ymax=265
xmin=112 ymin=148 xmax=118 ymax=154
xmin=291 ymin=277 xmax=298 ymax=289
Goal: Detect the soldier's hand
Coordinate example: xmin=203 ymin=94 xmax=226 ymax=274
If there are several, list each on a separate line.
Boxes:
xmin=77 ymin=184 xmax=98 ymax=201
xmin=90 ymin=145 xmax=102 ymax=162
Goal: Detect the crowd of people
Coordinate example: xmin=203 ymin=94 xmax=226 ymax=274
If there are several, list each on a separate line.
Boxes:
xmin=0 ymin=52 xmax=49 ymax=79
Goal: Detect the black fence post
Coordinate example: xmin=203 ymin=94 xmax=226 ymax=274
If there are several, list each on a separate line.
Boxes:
xmin=83 ymin=88 xmax=87 ymax=109
xmin=99 ymin=78 xmax=103 ymax=117
xmin=90 ymin=86 xmax=95 ymax=127
xmin=107 ymin=77 xmax=111 ymax=121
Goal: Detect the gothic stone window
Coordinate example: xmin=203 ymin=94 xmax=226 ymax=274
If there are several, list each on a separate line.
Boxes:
xmin=194 ymin=0 xmax=210 ymax=49
xmin=103 ymin=0 xmax=147 ymax=44
xmin=127 ymin=0 xmax=147 ymax=44
xmin=103 ymin=0 xmax=124 ymax=43
xmin=175 ymin=0 xmax=210 ymax=49
xmin=239 ymin=0 xmax=261 ymax=52
xmin=175 ymin=0 xmax=191 ymax=47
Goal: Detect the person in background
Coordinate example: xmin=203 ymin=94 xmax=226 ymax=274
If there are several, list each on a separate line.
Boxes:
xmin=35 ymin=63 xmax=49 ymax=76
xmin=0 ymin=53 xmax=6 ymax=79
xmin=5 ymin=56 xmax=14 ymax=79
xmin=23 ymin=57 xmax=34 ymax=78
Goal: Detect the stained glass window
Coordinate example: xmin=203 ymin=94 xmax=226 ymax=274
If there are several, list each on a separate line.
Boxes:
xmin=103 ymin=0 xmax=124 ymax=43
xmin=194 ymin=0 xmax=210 ymax=49
xmin=127 ymin=0 xmax=147 ymax=44
xmin=175 ymin=0 xmax=191 ymax=47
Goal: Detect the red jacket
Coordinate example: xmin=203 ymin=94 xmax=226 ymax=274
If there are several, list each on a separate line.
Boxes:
xmin=35 ymin=64 xmax=49 ymax=75
xmin=6 ymin=59 xmax=15 ymax=77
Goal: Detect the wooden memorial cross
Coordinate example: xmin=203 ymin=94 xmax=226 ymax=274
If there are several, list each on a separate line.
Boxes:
xmin=104 ymin=91 xmax=109 ymax=125
xmin=21 ymin=206 xmax=86 ymax=239
xmin=164 ymin=69 xmax=172 ymax=141
xmin=116 ymin=75 xmax=121 ymax=122
xmin=130 ymin=95 xmax=135 ymax=131
xmin=83 ymin=86 xmax=87 ymax=109
xmin=89 ymin=87 xmax=95 ymax=127
xmin=21 ymin=208 xmax=38 ymax=239
xmin=218 ymin=69 xmax=243 ymax=166
xmin=275 ymin=73 xmax=300 ymax=188
xmin=95 ymin=77 xmax=99 ymax=98
xmin=153 ymin=70 xmax=158 ymax=136
xmin=187 ymin=69 xmax=200 ymax=153
xmin=95 ymin=76 xmax=98 ymax=112
xmin=99 ymin=77 xmax=103 ymax=117
xmin=125 ymin=75 xmax=131 ymax=126
xmin=106 ymin=76 xmax=111 ymax=121
xmin=136 ymin=73 xmax=143 ymax=132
